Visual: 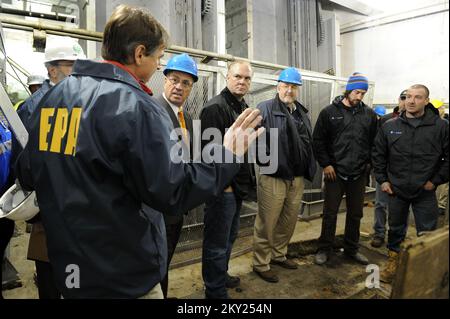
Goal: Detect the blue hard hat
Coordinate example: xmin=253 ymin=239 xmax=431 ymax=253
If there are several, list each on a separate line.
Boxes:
xmin=163 ymin=53 xmax=198 ymax=82
xmin=278 ymin=67 xmax=302 ymax=86
xmin=374 ymin=105 xmax=386 ymax=116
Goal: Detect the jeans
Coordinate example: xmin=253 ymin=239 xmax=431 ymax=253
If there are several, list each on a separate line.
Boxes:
xmin=387 ymin=190 xmax=439 ymax=252
xmin=373 ymin=182 xmax=389 ymax=238
xmin=202 ymin=192 xmax=242 ymax=299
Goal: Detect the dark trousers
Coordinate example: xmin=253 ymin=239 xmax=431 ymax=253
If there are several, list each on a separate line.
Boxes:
xmin=35 ymin=260 xmax=60 ymax=299
xmin=0 ymin=218 xmax=14 ymax=299
xmin=202 ymin=192 xmax=242 ymax=299
xmin=387 ymin=190 xmax=439 ymax=252
xmin=161 ymin=214 xmax=184 ymax=298
xmin=318 ymin=175 xmax=366 ymax=255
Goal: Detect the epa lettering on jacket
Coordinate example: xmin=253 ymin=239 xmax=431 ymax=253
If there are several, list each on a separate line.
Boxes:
xmin=39 ymin=107 xmax=82 ymax=156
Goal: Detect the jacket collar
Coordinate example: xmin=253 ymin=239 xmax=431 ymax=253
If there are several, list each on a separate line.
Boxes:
xmin=71 ymin=59 xmax=153 ymax=95
xmin=272 ymin=94 xmax=308 ymax=115
xmin=332 ymin=95 xmax=366 ymax=113
xmin=220 ymin=87 xmax=248 ymax=114
xmin=398 ymin=104 xmax=439 ymax=126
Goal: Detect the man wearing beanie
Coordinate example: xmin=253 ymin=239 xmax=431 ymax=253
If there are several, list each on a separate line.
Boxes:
xmin=313 ymin=72 xmax=378 ymax=265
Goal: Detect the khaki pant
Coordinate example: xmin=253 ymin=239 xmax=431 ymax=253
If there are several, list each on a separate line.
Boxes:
xmin=436 ymin=183 xmax=449 ymax=210
xmin=138 ymin=283 xmax=164 ymax=299
xmin=253 ymin=175 xmax=304 ymax=272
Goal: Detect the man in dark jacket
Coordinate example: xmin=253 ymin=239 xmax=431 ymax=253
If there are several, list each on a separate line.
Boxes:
xmin=14 ymin=5 xmax=263 ymax=299
xmin=313 ymin=73 xmax=378 ymax=266
xmin=252 ymin=67 xmax=316 ymax=283
xmin=155 ymin=53 xmax=197 ymax=298
xmin=373 ymin=84 xmax=449 ymax=283
xmin=371 ymin=89 xmax=408 ymax=248
xmin=11 ymin=37 xmax=86 ymax=300
xmin=200 ymin=61 xmax=255 ymax=299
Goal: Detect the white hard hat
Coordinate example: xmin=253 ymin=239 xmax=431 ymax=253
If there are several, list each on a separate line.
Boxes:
xmin=0 ymin=184 xmax=39 ymax=221
xmin=44 ymin=37 xmax=86 ymax=63
xmin=27 ymin=75 xmax=46 ymax=86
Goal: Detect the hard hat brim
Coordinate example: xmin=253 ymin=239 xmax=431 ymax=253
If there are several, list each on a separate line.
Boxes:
xmin=163 ymin=68 xmax=198 ymax=82
xmin=0 ymin=185 xmax=40 ymax=221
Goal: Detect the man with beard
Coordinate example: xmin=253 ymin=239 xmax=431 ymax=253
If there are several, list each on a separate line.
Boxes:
xmin=252 ymin=67 xmax=316 ymax=283
xmin=313 ymin=73 xmax=378 ymax=266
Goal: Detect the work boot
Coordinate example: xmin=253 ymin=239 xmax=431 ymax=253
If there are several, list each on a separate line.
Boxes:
xmin=225 ymin=273 xmax=240 ymax=288
xmin=370 ymin=236 xmax=385 ymax=248
xmin=381 ymin=250 xmax=399 ymax=283
xmin=344 ymin=251 xmax=369 ymax=265
xmin=270 ymin=259 xmax=298 ymax=269
xmin=253 ymin=269 xmax=279 ymax=283
xmin=314 ymin=250 xmax=329 ymax=265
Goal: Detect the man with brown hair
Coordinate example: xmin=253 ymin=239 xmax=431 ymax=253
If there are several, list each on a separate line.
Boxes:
xmin=15 ymin=5 xmax=263 ymax=299
xmin=313 ymin=73 xmax=378 ymax=266
xmin=373 ymin=84 xmax=449 ymax=283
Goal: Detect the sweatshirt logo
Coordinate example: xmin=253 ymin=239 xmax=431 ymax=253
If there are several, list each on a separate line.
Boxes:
xmin=330 ymin=116 xmax=343 ymax=120
xmin=389 ymin=130 xmax=402 ymax=135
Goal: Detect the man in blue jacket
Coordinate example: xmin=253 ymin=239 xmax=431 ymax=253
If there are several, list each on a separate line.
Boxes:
xmin=373 ymin=84 xmax=449 ymax=283
xmin=313 ymin=73 xmax=378 ymax=266
xmin=253 ymin=67 xmax=315 ymax=283
xmin=12 ymin=37 xmax=86 ymax=300
xmin=15 ymin=5 xmax=263 ymax=299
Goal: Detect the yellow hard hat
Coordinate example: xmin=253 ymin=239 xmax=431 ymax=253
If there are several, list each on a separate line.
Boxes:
xmin=431 ymin=99 xmax=444 ymax=109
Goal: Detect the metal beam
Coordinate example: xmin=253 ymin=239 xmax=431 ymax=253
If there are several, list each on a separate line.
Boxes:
xmin=327 ymin=0 xmax=381 ymax=16
xmin=0 ymin=15 xmax=363 ymax=83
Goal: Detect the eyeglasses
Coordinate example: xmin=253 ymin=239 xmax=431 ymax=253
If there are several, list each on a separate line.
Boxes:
xmin=167 ymin=77 xmax=193 ymax=89
xmin=400 ymin=96 xmax=407 ymax=100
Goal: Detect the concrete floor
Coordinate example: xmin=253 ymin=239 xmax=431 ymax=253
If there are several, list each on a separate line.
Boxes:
xmin=1 ymin=205 xmax=429 ymax=299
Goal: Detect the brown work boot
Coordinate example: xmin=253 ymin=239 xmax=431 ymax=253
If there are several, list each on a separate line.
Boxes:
xmin=270 ymin=259 xmax=298 ymax=269
xmin=381 ymin=250 xmax=399 ymax=283
xmin=253 ymin=268 xmax=279 ymax=283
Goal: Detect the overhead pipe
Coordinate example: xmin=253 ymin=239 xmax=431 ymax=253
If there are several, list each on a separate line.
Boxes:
xmin=0 ymin=15 xmax=351 ymax=82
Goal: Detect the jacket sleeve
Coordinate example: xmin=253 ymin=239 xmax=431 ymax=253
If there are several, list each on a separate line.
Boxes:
xmin=122 ymin=103 xmax=240 ymax=216
xmin=368 ymin=112 xmax=379 ymax=165
xmin=200 ymin=103 xmax=225 ymax=150
xmin=255 ymin=102 xmax=270 ymax=167
xmin=431 ymin=121 xmax=449 ymax=186
xmin=312 ymin=109 xmax=333 ymax=168
xmin=372 ymin=126 xmax=389 ymax=185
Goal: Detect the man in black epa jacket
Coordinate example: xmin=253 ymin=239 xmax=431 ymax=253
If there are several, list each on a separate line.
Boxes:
xmin=373 ymin=84 xmax=449 ymax=283
xmin=15 ymin=5 xmax=263 ymax=299
xmin=313 ymin=73 xmax=378 ymax=266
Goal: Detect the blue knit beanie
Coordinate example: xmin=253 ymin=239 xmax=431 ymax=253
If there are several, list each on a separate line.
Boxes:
xmin=346 ymin=72 xmax=369 ymax=91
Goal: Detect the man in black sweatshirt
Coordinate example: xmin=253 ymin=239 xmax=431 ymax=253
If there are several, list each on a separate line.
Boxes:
xmin=373 ymin=84 xmax=449 ymax=283
xmin=313 ymin=73 xmax=378 ymax=266
xmin=200 ymin=61 xmax=255 ymax=299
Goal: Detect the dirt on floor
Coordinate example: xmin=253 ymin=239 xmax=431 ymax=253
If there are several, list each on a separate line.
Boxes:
xmin=2 ymin=206 xmax=446 ymax=299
